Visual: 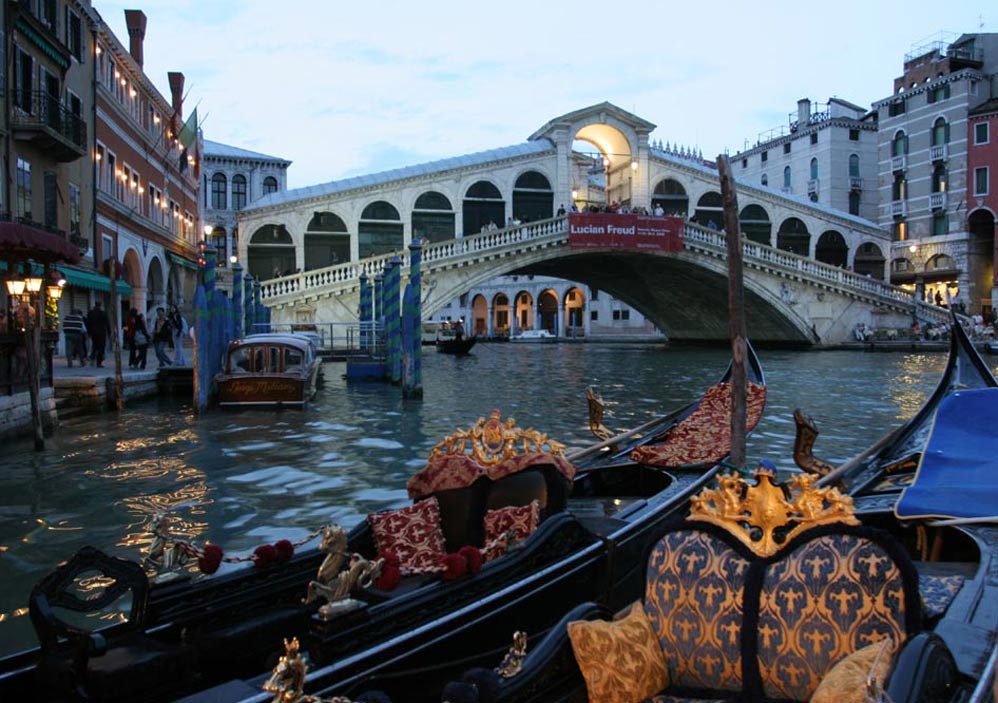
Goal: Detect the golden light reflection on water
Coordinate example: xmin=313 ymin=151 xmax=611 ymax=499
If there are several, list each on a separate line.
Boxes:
xmin=885 ymin=355 xmax=939 ymax=422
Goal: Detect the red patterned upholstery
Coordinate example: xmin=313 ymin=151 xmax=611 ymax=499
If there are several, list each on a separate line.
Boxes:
xmin=482 ymin=500 xmax=540 ymax=561
xmin=407 ymin=452 xmax=575 ymax=500
xmin=368 ymin=497 xmax=447 ymax=574
xmin=629 ymin=382 xmax=767 ymax=468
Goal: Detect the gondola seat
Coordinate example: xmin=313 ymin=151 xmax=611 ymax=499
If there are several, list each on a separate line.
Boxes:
xmin=29 ymin=546 xmax=194 ymax=702
xmin=630 ymin=382 xmax=767 ymax=468
xmin=483 ymin=469 xmax=946 ymax=703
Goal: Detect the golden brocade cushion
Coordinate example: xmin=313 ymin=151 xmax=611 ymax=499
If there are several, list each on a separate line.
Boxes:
xmin=368 ymin=497 xmax=447 ymax=574
xmin=810 ymin=637 xmax=894 ymax=703
xmin=567 ymin=603 xmax=670 ymax=703
xmin=482 ymin=500 xmax=540 ymax=561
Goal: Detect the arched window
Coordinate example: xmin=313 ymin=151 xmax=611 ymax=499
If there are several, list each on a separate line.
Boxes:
xmin=263 ymin=176 xmax=278 ymax=195
xmin=232 ymin=174 xmax=247 ymax=210
xmin=932 ymin=164 xmax=947 ymax=193
xmin=462 ymin=181 xmax=505 ymax=235
xmin=413 ymin=191 xmax=455 ymax=243
xmin=359 ymin=201 xmax=403 ymax=258
xmin=777 ymin=217 xmax=810 ymax=256
xmin=932 ymin=118 xmax=949 ymax=146
xmin=809 ymin=158 xmax=818 ymax=180
xmin=849 ymin=154 xmax=860 ymax=178
xmin=783 ymin=166 xmax=792 ymax=189
xmin=694 ymin=192 xmax=723 ymax=228
xmin=305 ymin=212 xmax=350 ymax=270
xmin=892 ymin=131 xmax=907 ymax=157
xmin=651 ymin=178 xmax=688 ymax=217
xmin=739 ymin=204 xmax=771 ymax=245
xmin=211 ymin=173 xmax=227 ymax=210
xmin=512 ymin=170 xmax=553 ymax=221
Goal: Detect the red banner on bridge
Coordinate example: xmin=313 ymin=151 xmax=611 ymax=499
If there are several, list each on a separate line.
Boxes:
xmin=567 ymin=213 xmax=684 ymax=252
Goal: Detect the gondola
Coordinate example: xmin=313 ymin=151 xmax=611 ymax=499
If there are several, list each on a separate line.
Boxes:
xmin=437 ymin=316 xmax=998 ymax=703
xmin=436 ymin=335 xmax=477 ymax=355
xmin=0 ymin=344 xmax=765 ymax=703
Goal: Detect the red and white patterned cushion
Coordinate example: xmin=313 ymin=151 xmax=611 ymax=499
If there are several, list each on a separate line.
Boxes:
xmin=368 ymin=497 xmax=447 ymax=574
xmin=482 ymin=500 xmax=540 ymax=561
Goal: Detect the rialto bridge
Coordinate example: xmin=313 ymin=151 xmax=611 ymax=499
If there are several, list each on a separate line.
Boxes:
xmin=232 ymin=103 xmax=947 ymax=345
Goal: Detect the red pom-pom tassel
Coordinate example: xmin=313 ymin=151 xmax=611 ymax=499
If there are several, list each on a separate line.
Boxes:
xmin=379 ymin=550 xmax=400 ymax=570
xmin=441 ymin=552 xmax=467 ymax=581
xmin=253 ymin=543 xmax=277 ymax=569
xmin=273 ymin=539 xmax=294 ymax=562
xmin=458 ymin=545 xmax=482 ymax=574
xmin=198 ymin=544 xmax=224 ymax=575
xmin=374 ymin=564 xmax=401 ymax=591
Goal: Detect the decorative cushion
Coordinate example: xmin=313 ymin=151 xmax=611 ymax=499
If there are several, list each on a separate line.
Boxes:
xmin=567 ymin=602 xmax=669 ymax=703
xmin=919 ymin=573 xmax=965 ymax=619
xmin=757 ymin=534 xmax=908 ymax=701
xmin=810 ymin=637 xmax=894 ymax=703
xmin=368 ymin=497 xmax=447 ymax=574
xmin=482 ymin=500 xmax=540 ymax=561
xmin=643 ymin=529 xmax=748 ymax=691
xmin=629 ymin=382 xmax=767 ymax=467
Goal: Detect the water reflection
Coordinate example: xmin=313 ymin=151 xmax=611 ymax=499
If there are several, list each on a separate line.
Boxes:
xmin=0 ymin=344 xmax=994 ymax=656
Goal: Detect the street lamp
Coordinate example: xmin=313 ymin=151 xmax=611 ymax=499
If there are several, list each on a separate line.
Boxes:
xmin=5 ymin=270 xmax=53 ymax=450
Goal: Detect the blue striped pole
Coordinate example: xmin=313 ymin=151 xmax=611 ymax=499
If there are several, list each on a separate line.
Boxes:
xmin=386 ymin=257 xmax=402 ymax=384
xmin=359 ymin=273 xmax=371 ymax=351
xmin=193 ymin=284 xmax=209 ymax=412
xmin=232 ymin=263 xmax=243 ymax=339
xmin=202 ymin=245 xmax=216 ymax=294
xmin=243 ymin=275 xmax=254 ymax=335
xmin=253 ymin=281 xmax=264 ymax=334
xmin=403 ymin=240 xmax=423 ymax=399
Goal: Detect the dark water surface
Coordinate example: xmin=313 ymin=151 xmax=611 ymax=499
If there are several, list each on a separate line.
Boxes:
xmin=2 ymin=343 xmax=989 ymax=655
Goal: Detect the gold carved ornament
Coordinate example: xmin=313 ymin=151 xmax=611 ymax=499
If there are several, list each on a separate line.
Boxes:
xmin=428 ymin=410 xmax=566 ymax=466
xmin=689 ymin=467 xmax=858 ymax=558
xmin=263 ymin=637 xmax=357 ymax=703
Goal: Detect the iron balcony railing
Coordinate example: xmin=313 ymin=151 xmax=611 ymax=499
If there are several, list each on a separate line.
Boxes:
xmin=11 ymin=90 xmax=86 ymax=152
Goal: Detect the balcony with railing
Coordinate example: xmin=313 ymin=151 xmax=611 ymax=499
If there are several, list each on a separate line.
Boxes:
xmin=849 ymin=177 xmax=863 ymax=191
xmin=930 ymin=144 xmax=948 ymax=162
xmin=930 ymin=192 xmax=947 ymax=210
xmin=890 ymin=200 xmax=906 ymax=217
xmin=807 ymin=178 xmax=819 ymax=194
xmin=11 ymin=91 xmax=87 ymax=162
xmin=891 ymin=155 xmax=906 ymax=172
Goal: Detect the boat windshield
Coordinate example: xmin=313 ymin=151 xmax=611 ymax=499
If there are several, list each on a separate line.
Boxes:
xmin=284 ymin=347 xmax=304 ymax=371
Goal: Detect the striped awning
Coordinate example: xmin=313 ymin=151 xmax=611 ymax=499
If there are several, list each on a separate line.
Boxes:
xmin=169 ymin=252 xmax=200 ymax=271
xmin=15 ymin=20 xmax=70 ymax=70
xmin=58 ymin=267 xmax=133 ymax=296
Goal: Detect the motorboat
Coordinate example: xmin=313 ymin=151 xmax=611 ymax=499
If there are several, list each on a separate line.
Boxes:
xmin=509 ymin=329 xmax=556 ymax=343
xmin=214 ymin=333 xmax=322 ymax=407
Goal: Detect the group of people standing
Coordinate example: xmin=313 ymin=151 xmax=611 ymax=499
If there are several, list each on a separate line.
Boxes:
xmin=122 ymin=304 xmax=187 ymax=369
xmin=63 ymin=302 xmax=187 ymax=370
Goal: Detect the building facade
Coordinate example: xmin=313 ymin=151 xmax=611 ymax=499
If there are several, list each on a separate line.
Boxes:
xmin=968 ymin=98 xmax=998 ymax=312
xmin=201 ymin=140 xmax=291 ymax=291
xmin=875 ymin=33 xmax=998 ymax=315
xmin=732 ymin=98 xmax=879 ymax=223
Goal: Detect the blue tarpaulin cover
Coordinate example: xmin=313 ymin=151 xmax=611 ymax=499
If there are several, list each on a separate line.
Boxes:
xmin=896 ymin=388 xmax=998 ymax=521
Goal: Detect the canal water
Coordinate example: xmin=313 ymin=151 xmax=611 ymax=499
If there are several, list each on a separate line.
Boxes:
xmin=1 ymin=343 xmax=989 ymax=656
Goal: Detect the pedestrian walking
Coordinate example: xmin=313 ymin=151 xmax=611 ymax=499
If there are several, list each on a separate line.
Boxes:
xmin=152 ymin=307 xmax=173 ymax=367
xmin=63 ymin=308 xmax=88 ymax=367
xmin=85 ymin=302 xmax=109 ymax=367
xmin=133 ymin=313 xmax=150 ymax=369
xmin=125 ymin=308 xmax=139 ymax=368
xmin=169 ymin=303 xmax=187 ymax=365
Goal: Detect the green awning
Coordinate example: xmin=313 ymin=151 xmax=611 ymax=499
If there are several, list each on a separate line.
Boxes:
xmin=15 ymin=20 xmax=70 ymax=70
xmin=58 ymin=267 xmax=133 ymax=296
xmin=169 ymin=253 xmax=200 ymax=271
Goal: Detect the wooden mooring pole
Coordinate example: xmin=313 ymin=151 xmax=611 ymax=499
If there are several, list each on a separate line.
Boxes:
xmin=717 ymin=155 xmax=747 ymax=470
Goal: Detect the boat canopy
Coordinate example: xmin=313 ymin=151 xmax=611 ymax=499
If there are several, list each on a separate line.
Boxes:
xmin=896 ymin=388 xmax=998 ymax=521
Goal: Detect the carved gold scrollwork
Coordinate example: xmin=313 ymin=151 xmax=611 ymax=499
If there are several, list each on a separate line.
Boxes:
xmin=689 ymin=468 xmax=858 ymax=557
xmin=495 ymin=630 xmax=528 ymax=679
xmin=428 ymin=410 xmax=566 ymax=466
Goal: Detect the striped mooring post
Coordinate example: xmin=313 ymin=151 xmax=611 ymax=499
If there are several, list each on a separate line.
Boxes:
xmin=231 ymin=263 xmax=243 ymax=339
xmin=402 ymin=240 xmax=423 ymax=399
xmin=359 ymin=272 xmax=372 ymax=351
xmin=384 ymin=257 xmax=402 ymax=384
xmin=243 ymin=275 xmax=254 ymax=335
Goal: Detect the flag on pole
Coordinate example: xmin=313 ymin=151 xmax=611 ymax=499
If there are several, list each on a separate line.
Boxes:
xmin=178 ymin=107 xmax=198 ymax=171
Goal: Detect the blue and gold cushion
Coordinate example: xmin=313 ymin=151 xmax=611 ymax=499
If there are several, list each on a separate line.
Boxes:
xmin=643 ymin=529 xmax=748 ymax=692
xmin=755 ymin=534 xmax=908 ymax=701
xmin=919 ymin=573 xmax=965 ymax=620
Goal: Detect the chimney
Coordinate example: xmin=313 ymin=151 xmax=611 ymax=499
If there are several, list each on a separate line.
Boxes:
xmin=168 ymin=72 xmax=185 ymax=120
xmin=123 ymin=10 xmax=147 ymax=68
xmin=797 ymin=98 xmax=812 ymax=125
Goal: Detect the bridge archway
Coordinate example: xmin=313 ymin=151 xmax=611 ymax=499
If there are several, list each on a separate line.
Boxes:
xmin=359 ymin=201 xmax=403 ymax=259
xmin=740 ymin=204 xmax=771 ymax=245
xmin=652 ymin=178 xmax=688 ymax=217
xmin=514 ymin=290 xmax=534 ymax=332
xmin=463 ymin=181 xmax=505 ymax=234
xmin=305 ymin=211 xmax=350 ymax=270
xmin=855 ymin=242 xmax=886 ymax=280
xmin=512 ymin=171 xmax=553 ymax=222
xmin=412 ymin=191 xmax=455 ymax=244
xmin=471 ymin=293 xmax=488 ymax=337
xmin=538 ymin=288 xmax=559 ymax=334
xmin=777 ymin=217 xmax=810 ymax=256
xmin=816 ymin=230 xmax=848 ymax=267
xmin=694 ymin=192 xmax=723 ymax=229
xmin=564 ymin=286 xmax=586 ymax=337
xmin=248 ymin=224 xmax=295 ymax=280
xmin=492 ymin=292 xmax=511 ymax=337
